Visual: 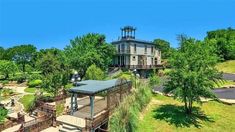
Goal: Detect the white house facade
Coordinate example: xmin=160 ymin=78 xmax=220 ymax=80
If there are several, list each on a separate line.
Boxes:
xmin=112 ymin=26 xmax=161 ymax=70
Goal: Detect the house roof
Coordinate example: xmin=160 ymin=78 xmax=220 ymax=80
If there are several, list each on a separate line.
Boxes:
xmin=112 ymin=38 xmax=155 ymax=45
xmin=69 ymin=79 xmax=131 ymax=95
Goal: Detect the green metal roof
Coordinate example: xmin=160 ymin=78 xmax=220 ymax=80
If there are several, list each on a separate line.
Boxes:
xmin=69 ymin=79 xmax=130 ymax=95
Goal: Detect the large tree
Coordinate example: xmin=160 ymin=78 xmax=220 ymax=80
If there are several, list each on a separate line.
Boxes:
xmin=65 ymin=33 xmax=116 ymax=79
xmin=205 ymin=27 xmax=235 ymax=60
xmin=36 ymin=49 xmax=65 ymax=76
xmin=164 ymin=36 xmax=221 ymax=114
xmin=153 ymin=39 xmax=173 ymax=59
xmin=6 ymin=44 xmax=37 ymax=72
xmin=37 ymin=48 xmax=70 ymax=96
xmin=0 ymin=60 xmax=18 ymax=79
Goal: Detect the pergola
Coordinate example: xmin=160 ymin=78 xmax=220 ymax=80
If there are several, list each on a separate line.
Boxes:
xmin=68 ymin=79 xmax=132 ymax=123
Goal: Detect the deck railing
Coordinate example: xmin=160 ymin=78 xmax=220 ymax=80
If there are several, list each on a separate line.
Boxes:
xmin=110 ymin=64 xmax=163 ymax=69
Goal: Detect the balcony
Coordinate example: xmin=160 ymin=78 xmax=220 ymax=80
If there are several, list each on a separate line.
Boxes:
xmin=110 ymin=64 xmax=163 ymax=69
xmin=117 ymin=50 xmax=131 ymax=54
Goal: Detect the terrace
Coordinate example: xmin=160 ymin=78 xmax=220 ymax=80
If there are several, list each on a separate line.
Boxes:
xmin=56 ymin=79 xmax=132 ymax=132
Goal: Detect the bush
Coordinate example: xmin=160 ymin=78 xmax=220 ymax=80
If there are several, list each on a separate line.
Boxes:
xmin=1 ymin=89 xmax=14 ymax=96
xmin=149 ymin=73 xmax=160 ymax=87
xmin=84 ymin=64 xmax=105 ymax=80
xmin=28 ymin=79 xmax=43 ymax=87
xmin=0 ymin=107 xmax=8 ymax=123
xmin=12 ymin=73 xmax=29 ymax=83
xmin=1 ymin=80 xmax=9 ymax=85
xmin=29 ymin=73 xmax=42 ymax=81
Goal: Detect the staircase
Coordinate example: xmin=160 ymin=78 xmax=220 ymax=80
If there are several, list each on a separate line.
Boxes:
xmin=59 ymin=124 xmax=81 ymax=132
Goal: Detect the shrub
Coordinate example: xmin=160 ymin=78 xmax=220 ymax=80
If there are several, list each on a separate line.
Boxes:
xmin=84 ymin=64 xmax=105 ymax=80
xmin=1 ymin=80 xmax=9 ymax=85
xmin=28 ymin=79 xmax=43 ymax=87
xmin=29 ymin=73 xmax=42 ymax=81
xmin=149 ymin=74 xmax=160 ymax=87
xmin=1 ymin=89 xmax=14 ymax=96
xmin=13 ymin=73 xmax=29 ymax=83
xmin=0 ymin=107 xmax=8 ymax=123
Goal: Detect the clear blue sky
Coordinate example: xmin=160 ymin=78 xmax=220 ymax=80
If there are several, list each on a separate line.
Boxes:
xmin=0 ymin=0 xmax=235 ymax=49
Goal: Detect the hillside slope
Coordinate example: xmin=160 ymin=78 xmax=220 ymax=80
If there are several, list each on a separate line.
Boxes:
xmin=216 ymin=60 xmax=235 ymax=74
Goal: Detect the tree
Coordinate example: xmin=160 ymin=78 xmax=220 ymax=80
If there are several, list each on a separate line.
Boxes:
xmin=205 ymin=27 xmax=235 ymax=60
xmin=42 ymin=71 xmax=69 ymax=97
xmin=37 ymin=48 xmax=68 ymax=76
xmin=65 ymin=33 xmax=116 ymax=79
xmin=0 ymin=47 xmax=5 ymax=60
xmin=153 ymin=39 xmax=173 ymax=59
xmin=0 ymin=60 xmax=18 ymax=79
xmin=164 ymin=36 xmax=221 ymax=114
xmin=84 ymin=64 xmax=105 ymax=80
xmin=6 ymin=45 xmax=37 ymax=72
xmin=38 ymin=48 xmax=70 ymax=97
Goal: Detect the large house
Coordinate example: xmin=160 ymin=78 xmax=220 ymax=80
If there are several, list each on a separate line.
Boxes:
xmin=111 ymin=26 xmax=162 ymax=76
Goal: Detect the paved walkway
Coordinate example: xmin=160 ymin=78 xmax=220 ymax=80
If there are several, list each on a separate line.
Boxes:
xmin=223 ymin=73 xmax=235 ymax=81
xmin=153 ymin=86 xmax=235 ymax=99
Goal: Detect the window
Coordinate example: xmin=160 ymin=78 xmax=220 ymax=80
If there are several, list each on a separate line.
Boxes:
xmin=134 ymin=44 xmax=136 ymax=53
xmin=151 ymin=46 xmax=153 ymax=54
xmin=121 ymin=44 xmax=125 ymax=52
xmin=118 ymin=45 xmax=120 ymax=53
xmin=127 ymin=44 xmax=130 ymax=53
xmin=151 ymin=58 xmax=154 ymax=65
xmin=145 ymin=45 xmax=147 ymax=54
xmin=132 ymin=56 xmax=136 ymax=61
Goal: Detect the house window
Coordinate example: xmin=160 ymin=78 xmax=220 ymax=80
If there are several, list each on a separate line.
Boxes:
xmin=151 ymin=58 xmax=154 ymax=65
xmin=151 ymin=46 xmax=153 ymax=54
xmin=145 ymin=45 xmax=147 ymax=54
xmin=121 ymin=44 xmax=125 ymax=52
xmin=118 ymin=45 xmax=120 ymax=53
xmin=134 ymin=44 xmax=136 ymax=53
xmin=132 ymin=56 xmax=136 ymax=61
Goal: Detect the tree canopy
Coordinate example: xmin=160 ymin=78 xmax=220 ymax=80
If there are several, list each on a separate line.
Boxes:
xmin=6 ymin=44 xmax=37 ymax=72
xmin=205 ymin=27 xmax=235 ymax=60
xmin=153 ymin=39 xmax=173 ymax=59
xmin=164 ymin=36 xmax=221 ymax=114
xmin=65 ymin=33 xmax=116 ymax=79
xmin=0 ymin=60 xmax=18 ymax=79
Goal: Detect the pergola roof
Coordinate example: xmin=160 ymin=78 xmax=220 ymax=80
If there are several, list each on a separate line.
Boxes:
xmin=69 ymin=79 xmax=130 ymax=95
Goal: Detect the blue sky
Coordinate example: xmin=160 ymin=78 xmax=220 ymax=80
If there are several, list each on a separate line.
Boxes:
xmin=0 ymin=0 xmax=235 ymax=49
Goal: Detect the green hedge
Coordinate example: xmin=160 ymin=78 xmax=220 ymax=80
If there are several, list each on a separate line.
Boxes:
xmin=27 ymin=79 xmax=42 ymax=87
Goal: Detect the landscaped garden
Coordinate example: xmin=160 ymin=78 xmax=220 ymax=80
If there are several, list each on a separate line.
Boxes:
xmin=137 ymin=95 xmax=235 ymax=132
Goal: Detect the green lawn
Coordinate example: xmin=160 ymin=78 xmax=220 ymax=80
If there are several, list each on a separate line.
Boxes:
xmin=216 ymin=60 xmax=235 ymax=74
xmin=137 ymin=95 xmax=235 ymax=132
xmin=19 ymin=94 xmax=35 ymax=112
xmin=24 ymin=87 xmax=37 ymax=93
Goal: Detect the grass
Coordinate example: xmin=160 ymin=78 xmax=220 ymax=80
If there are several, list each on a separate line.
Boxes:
xmin=56 ymin=104 xmax=65 ymax=117
xmin=137 ymin=95 xmax=235 ymax=132
xmin=216 ymin=60 xmax=235 ymax=74
xmin=24 ymin=87 xmax=37 ymax=93
xmin=19 ymin=94 xmax=35 ymax=112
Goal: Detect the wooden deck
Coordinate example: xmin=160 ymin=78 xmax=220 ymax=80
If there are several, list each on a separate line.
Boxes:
xmin=73 ymin=97 xmax=107 ymax=119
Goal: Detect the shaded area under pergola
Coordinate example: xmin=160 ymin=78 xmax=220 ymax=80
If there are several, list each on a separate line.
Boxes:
xmin=67 ymin=79 xmax=132 ymax=130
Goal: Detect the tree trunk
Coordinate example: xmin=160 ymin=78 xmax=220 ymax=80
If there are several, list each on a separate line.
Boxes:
xmin=22 ymin=63 xmax=25 ymax=73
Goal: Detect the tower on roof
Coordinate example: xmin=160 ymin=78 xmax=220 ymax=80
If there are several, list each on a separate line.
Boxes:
xmin=121 ymin=26 xmax=136 ymax=40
